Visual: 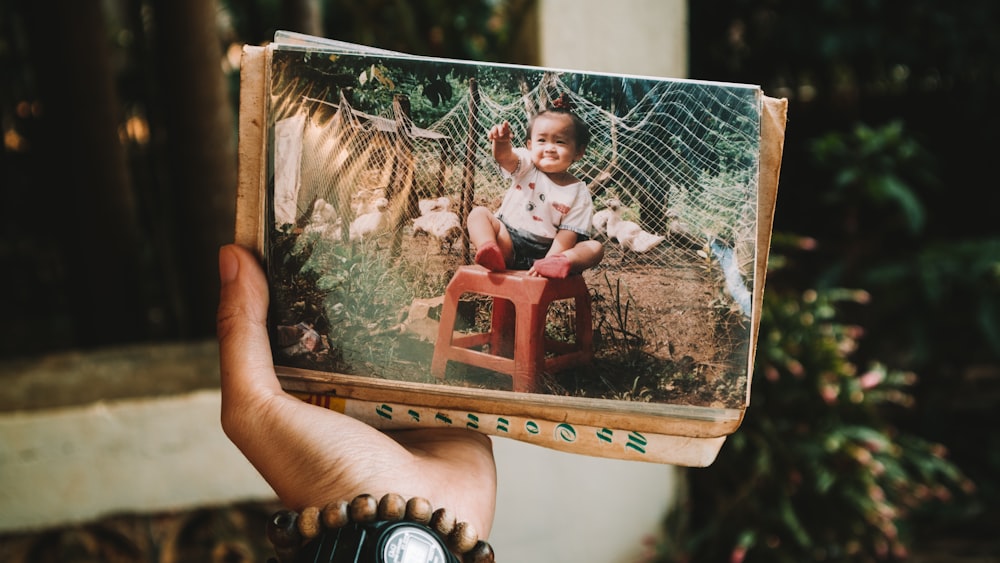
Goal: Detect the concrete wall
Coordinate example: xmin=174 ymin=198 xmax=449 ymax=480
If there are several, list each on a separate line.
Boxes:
xmin=539 ymin=0 xmax=687 ymax=78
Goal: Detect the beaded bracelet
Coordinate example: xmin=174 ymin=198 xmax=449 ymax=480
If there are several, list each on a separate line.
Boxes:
xmin=265 ymin=492 xmax=495 ymax=563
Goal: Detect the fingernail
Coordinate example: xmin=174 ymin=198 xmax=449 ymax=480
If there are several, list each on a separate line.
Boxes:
xmin=219 ymin=245 xmax=239 ymax=285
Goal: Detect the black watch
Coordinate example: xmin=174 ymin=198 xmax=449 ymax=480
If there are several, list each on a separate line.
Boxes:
xmin=294 ymin=519 xmax=460 ymax=563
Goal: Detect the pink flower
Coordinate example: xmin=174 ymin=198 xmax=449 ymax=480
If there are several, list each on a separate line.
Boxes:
xmin=858 ymin=370 xmax=884 ymax=389
xmin=821 ymin=384 xmax=839 ymax=404
xmin=765 ymin=365 xmax=780 ymax=382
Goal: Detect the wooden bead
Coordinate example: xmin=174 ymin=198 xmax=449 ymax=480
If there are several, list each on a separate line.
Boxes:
xmin=448 ymin=521 xmax=479 ymax=554
xmin=296 ymin=506 xmax=322 ymax=539
xmin=321 ymin=500 xmax=351 ymax=529
xmin=429 ymin=507 xmax=456 ymax=537
xmin=378 ymin=492 xmax=407 ymax=521
xmin=349 ymin=493 xmax=379 ymax=523
xmin=266 ymin=510 xmax=301 ymax=549
xmin=463 ymin=540 xmax=495 ymax=563
xmin=405 ymin=496 xmax=433 ymax=524
xmin=266 ymin=510 xmax=302 ymax=563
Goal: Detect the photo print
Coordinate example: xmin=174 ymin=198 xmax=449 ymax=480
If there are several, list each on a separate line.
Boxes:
xmin=260 ymin=39 xmax=763 ymax=415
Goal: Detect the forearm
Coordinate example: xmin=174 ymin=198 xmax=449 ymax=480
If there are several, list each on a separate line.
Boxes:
xmin=492 ymin=142 xmax=518 ymax=173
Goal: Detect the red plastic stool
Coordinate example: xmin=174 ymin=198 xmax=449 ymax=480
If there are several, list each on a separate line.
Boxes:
xmin=431 ymin=265 xmax=593 ymax=392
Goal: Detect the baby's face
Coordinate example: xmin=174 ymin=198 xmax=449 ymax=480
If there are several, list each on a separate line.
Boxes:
xmin=526 ymin=113 xmax=584 ymax=175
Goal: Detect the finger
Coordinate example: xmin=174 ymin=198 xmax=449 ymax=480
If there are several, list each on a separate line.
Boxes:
xmin=217 ymin=244 xmax=282 ymax=400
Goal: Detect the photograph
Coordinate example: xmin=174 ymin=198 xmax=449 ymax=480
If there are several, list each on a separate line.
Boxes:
xmin=259 ymin=41 xmax=763 ymax=413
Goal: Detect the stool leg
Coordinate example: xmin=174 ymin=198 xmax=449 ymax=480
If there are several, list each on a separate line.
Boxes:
xmin=511 ymin=302 xmax=545 ymax=393
xmin=576 ymin=293 xmax=594 ymax=360
xmin=490 ymin=297 xmax=515 ymax=358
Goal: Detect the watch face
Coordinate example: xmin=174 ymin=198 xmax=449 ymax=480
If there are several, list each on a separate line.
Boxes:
xmin=380 ymin=524 xmax=449 ymax=563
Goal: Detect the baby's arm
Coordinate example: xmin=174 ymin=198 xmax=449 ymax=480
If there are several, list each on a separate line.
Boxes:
xmin=488 ymin=121 xmax=520 ymax=174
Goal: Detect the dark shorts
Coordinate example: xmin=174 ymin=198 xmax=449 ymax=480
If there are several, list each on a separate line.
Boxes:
xmin=503 ymin=223 xmax=551 ymax=270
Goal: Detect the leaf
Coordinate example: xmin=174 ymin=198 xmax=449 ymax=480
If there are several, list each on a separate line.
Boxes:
xmin=778 ymin=495 xmax=812 ymax=548
xmin=869 ymin=174 xmax=925 ymax=233
xmin=370 ymin=65 xmax=395 ymax=89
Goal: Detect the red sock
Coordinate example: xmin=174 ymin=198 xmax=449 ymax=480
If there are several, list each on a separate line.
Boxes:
xmin=474 ymin=242 xmax=506 ymax=271
xmin=532 ymin=255 xmax=571 ymax=278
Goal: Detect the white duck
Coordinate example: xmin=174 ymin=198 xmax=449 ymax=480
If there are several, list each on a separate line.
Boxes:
xmin=418 ymin=195 xmax=451 ymax=216
xmin=413 ymin=197 xmax=462 ymax=251
xmin=413 ymin=211 xmax=462 ymax=250
xmin=604 ymin=198 xmax=666 ymax=253
xmin=591 ymin=204 xmax=613 ymax=237
xmin=304 ymin=197 xmax=342 ymax=239
xmin=349 ymin=197 xmax=389 ymax=241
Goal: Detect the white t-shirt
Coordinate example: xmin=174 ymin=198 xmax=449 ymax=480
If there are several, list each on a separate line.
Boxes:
xmin=494 ymin=148 xmax=594 ymax=243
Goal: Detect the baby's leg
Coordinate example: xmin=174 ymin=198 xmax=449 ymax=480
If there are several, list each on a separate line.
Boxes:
xmin=531 ymin=255 xmax=572 ymax=278
xmin=563 ymin=240 xmax=605 ymax=274
xmin=578 ymin=240 xmax=606 ymax=270
xmin=468 ymin=207 xmax=509 ymax=271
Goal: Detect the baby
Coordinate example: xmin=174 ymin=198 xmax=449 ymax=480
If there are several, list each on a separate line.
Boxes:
xmin=467 ymin=97 xmax=604 ymax=278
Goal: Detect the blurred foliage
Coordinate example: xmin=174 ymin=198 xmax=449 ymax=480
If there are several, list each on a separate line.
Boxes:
xmin=665 ymin=1 xmax=1000 ymax=560
xmin=223 ymin=0 xmax=535 ymax=63
xmin=685 ymin=0 xmax=1000 ymax=371
xmin=811 ymin=121 xmax=932 ymax=237
xmin=657 ymin=246 xmax=974 ymax=562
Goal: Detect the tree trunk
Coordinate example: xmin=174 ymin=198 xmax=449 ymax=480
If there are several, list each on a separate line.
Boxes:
xmin=282 ymin=0 xmax=324 ymax=37
xmin=21 ymin=0 xmax=149 ymax=348
xmin=151 ymin=0 xmax=238 ymax=338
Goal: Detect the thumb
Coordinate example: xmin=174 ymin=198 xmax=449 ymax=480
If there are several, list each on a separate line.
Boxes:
xmin=217 ymin=244 xmax=281 ymax=398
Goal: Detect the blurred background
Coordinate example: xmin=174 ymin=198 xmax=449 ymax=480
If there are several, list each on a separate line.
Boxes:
xmin=1 ymin=0 xmax=998 ymax=561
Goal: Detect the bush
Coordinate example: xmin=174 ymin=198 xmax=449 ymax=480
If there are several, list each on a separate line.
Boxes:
xmin=655 ymin=244 xmax=973 ymax=562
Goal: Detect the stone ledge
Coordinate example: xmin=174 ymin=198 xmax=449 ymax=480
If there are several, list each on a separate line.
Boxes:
xmin=0 ymin=388 xmax=276 ymax=533
xmin=0 ymin=340 xmax=221 ymax=413
xmin=0 ymin=342 xmax=276 ymax=533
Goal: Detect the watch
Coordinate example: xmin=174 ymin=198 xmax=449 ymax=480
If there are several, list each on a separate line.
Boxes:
xmin=295 ymin=519 xmax=459 ymax=563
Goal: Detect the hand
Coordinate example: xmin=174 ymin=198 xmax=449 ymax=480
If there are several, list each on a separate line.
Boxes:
xmin=217 ymin=244 xmax=497 ymax=538
xmin=487 ymin=121 xmax=512 ymax=146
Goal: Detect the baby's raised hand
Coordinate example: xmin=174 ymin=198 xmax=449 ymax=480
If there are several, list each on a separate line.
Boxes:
xmin=488 ymin=121 xmax=512 ymax=145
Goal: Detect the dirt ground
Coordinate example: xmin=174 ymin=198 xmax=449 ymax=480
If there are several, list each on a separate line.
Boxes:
xmin=269 ymin=226 xmax=750 ymax=409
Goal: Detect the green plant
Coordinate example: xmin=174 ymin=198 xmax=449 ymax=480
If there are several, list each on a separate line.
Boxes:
xmin=812 ymin=121 xmax=934 ymax=237
xmin=656 ymin=256 xmax=972 ymax=562
xmin=294 ymin=234 xmax=440 ymax=370
xmin=593 ymin=273 xmax=647 ymax=364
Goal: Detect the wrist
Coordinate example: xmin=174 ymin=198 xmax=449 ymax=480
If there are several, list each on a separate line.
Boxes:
xmin=266 ymin=493 xmax=495 ymax=563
